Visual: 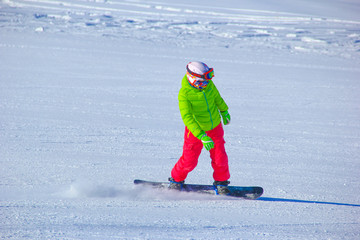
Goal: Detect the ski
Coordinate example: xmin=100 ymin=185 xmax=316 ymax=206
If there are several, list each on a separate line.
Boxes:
xmin=134 ymin=179 xmax=263 ymax=200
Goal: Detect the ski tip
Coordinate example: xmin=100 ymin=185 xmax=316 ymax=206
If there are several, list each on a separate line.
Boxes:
xmin=134 ymin=179 xmax=143 ymax=184
xmin=252 ymin=187 xmax=264 ymax=200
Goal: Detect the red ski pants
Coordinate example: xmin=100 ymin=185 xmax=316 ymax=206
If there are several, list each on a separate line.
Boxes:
xmin=171 ymin=123 xmax=230 ymax=182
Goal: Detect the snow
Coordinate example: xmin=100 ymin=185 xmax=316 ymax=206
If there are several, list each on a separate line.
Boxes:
xmin=1 ymin=0 xmax=360 ymax=239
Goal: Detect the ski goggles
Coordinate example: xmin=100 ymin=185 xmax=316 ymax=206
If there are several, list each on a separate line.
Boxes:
xmin=186 ymin=65 xmax=214 ymax=80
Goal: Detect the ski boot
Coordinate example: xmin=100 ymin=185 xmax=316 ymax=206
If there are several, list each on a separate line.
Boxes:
xmin=168 ymin=177 xmax=184 ymax=191
xmin=213 ymin=180 xmax=230 ymax=195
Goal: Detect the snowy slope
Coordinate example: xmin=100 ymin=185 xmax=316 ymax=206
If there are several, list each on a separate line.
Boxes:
xmin=1 ymin=0 xmax=360 ymax=239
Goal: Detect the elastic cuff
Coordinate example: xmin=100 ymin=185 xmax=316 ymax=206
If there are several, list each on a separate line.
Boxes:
xmin=196 ymin=131 xmax=206 ymax=140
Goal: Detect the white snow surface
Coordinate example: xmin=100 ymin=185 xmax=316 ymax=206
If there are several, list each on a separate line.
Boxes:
xmin=1 ymin=0 xmax=360 ymax=239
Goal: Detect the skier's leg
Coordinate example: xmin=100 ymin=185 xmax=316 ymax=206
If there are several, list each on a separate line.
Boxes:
xmin=207 ymin=124 xmax=230 ymax=182
xmin=171 ymin=127 xmax=203 ymax=182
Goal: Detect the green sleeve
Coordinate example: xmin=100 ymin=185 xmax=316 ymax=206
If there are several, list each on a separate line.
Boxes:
xmin=213 ymin=84 xmax=229 ymax=112
xmin=178 ymin=90 xmax=205 ymax=139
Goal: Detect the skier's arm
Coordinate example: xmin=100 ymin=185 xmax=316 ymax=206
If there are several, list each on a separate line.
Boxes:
xmin=213 ymin=84 xmax=230 ymax=125
xmin=178 ymin=92 xmax=205 ymax=139
xmin=213 ymin=84 xmax=228 ymax=112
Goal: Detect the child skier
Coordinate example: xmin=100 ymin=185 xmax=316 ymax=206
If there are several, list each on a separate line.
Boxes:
xmin=169 ymin=61 xmax=231 ymax=195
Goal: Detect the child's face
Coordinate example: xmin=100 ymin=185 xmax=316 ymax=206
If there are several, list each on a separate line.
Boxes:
xmin=193 ymin=79 xmax=210 ymax=89
xmin=187 ymin=71 xmax=212 ymax=90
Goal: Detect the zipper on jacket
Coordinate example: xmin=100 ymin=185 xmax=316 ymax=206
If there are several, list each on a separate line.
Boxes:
xmin=202 ymin=90 xmax=213 ymax=130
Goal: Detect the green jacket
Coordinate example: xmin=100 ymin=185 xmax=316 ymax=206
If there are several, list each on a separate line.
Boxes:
xmin=178 ymin=75 xmax=229 ymax=139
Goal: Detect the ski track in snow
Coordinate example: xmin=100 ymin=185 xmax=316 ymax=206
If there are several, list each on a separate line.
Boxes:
xmin=1 ymin=0 xmax=360 ymax=239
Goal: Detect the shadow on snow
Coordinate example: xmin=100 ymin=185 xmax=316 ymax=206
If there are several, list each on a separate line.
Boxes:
xmin=257 ymin=197 xmax=360 ymax=207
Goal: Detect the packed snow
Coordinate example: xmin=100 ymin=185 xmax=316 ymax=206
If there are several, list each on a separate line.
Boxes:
xmin=1 ymin=0 xmax=360 ymax=239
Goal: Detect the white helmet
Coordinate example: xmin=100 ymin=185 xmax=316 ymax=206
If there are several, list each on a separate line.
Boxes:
xmin=186 ymin=61 xmax=214 ymax=89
